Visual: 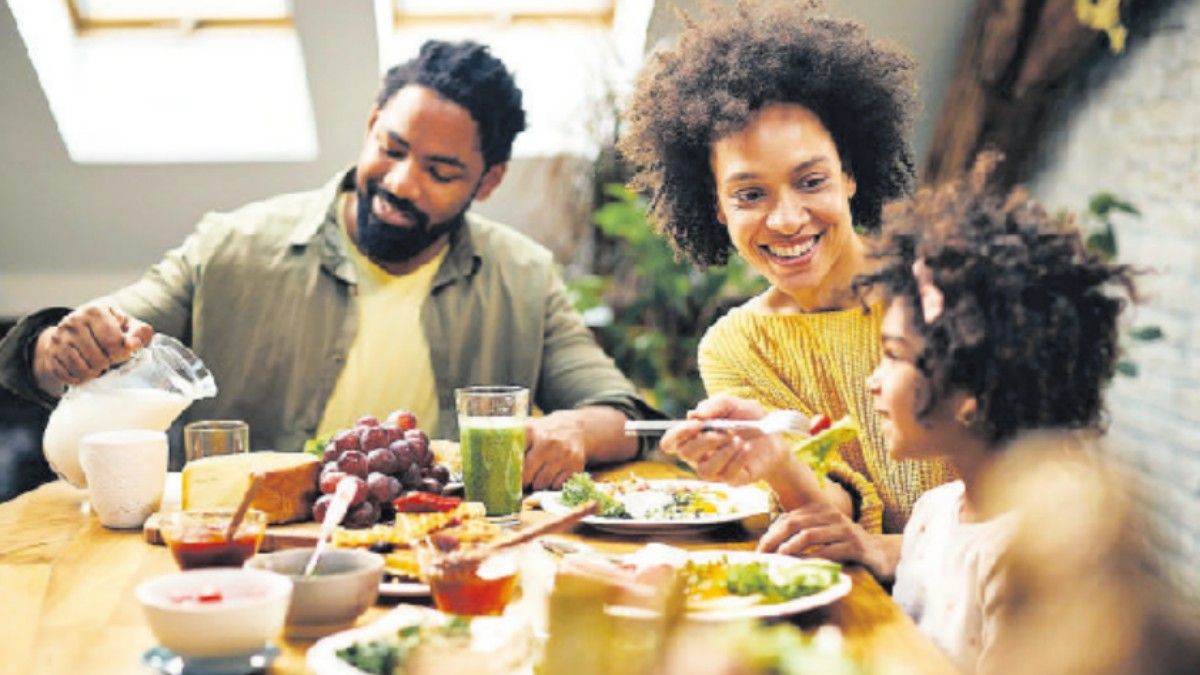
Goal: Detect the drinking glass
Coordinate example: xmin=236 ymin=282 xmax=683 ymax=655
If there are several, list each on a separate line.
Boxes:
xmin=184 ymin=420 xmax=250 ymax=463
xmin=456 ymin=386 xmax=528 ymax=524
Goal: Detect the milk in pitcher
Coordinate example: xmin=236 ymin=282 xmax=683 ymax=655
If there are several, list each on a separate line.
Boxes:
xmin=43 ymin=388 xmax=190 ymax=488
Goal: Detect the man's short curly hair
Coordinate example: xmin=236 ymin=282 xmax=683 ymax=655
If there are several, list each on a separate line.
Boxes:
xmin=618 ymin=0 xmax=918 ymax=267
xmin=856 ymin=153 xmax=1136 ymax=444
xmin=378 ymin=40 xmax=526 ymax=168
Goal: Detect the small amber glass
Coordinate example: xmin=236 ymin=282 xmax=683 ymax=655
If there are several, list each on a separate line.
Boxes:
xmin=160 ymin=509 xmax=267 ymax=570
xmin=419 ymin=547 xmax=519 ymax=616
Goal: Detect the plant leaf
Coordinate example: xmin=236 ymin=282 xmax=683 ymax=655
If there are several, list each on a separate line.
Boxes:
xmin=1116 ymin=360 xmax=1138 ymax=377
xmin=1128 ymin=326 xmax=1164 ymax=341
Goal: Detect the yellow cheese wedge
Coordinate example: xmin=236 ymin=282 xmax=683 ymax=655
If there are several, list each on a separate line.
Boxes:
xmin=181 ymin=451 xmax=321 ymax=524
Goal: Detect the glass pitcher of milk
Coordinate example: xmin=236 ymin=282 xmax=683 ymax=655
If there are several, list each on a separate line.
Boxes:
xmin=43 ymin=334 xmax=217 ymax=488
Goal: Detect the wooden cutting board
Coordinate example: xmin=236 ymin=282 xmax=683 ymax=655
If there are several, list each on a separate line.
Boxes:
xmin=145 ymin=471 xmax=326 ymax=550
xmin=142 ymin=512 xmax=323 ymax=551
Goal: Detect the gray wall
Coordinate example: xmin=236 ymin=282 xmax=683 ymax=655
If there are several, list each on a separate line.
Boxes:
xmin=1029 ymin=0 xmax=1200 ymax=600
xmin=645 ymin=0 xmax=974 ymax=168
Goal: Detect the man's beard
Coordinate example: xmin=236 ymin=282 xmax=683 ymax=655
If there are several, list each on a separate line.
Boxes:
xmin=354 ymin=180 xmax=466 ymax=265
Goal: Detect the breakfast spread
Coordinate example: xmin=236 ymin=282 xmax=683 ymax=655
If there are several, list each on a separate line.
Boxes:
xmin=181 ymin=452 xmax=321 ymax=524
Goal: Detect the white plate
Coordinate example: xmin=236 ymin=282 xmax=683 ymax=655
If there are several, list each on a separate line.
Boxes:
xmin=537 ymin=479 xmax=770 ymax=535
xmin=609 ymin=547 xmax=854 ymax=619
xmin=306 ymin=604 xmax=534 ymax=675
xmin=678 ymin=550 xmax=851 ymax=622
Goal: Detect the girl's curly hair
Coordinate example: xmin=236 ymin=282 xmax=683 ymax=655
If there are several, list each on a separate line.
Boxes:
xmin=618 ymin=0 xmax=918 ymax=267
xmin=856 ymin=153 xmax=1137 ymax=444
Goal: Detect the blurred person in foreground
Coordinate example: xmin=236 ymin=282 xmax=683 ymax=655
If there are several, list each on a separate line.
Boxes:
xmin=978 ymin=438 xmax=1200 ymax=675
xmin=852 ymin=152 xmax=1141 ymax=672
xmin=618 ymin=0 xmax=953 ymax=561
xmin=0 ymin=40 xmax=653 ymax=486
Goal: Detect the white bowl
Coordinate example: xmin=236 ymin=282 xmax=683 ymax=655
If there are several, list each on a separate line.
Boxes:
xmin=135 ymin=568 xmax=293 ymax=658
xmin=245 ymin=548 xmax=384 ymax=638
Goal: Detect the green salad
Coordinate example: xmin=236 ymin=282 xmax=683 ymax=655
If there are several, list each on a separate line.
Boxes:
xmin=336 ymin=616 xmax=471 ymax=674
xmin=559 ymin=473 xmax=630 ymax=518
xmin=683 ymin=557 xmax=842 ymax=605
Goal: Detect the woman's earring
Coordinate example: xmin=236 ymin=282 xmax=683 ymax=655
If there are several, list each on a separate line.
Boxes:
xmin=956 ymin=409 xmax=976 ymax=428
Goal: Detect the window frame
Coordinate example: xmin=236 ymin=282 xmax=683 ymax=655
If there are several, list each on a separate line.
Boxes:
xmin=64 ymin=0 xmax=293 ymax=33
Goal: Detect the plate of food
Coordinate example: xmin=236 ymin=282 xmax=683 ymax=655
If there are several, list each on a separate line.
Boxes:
xmin=306 ymin=604 xmax=534 ymax=675
xmin=561 ymin=544 xmax=850 ymax=622
xmin=537 ymin=474 xmax=771 ymax=535
xmin=674 ymin=550 xmax=851 ymax=621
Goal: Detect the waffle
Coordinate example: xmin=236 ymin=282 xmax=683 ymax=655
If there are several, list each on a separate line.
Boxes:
xmin=331 ymin=502 xmax=487 ymax=548
xmin=332 ymin=502 xmax=502 ymax=581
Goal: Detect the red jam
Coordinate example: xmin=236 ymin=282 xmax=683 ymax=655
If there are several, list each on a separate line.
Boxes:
xmin=168 ymin=534 xmax=261 ymax=570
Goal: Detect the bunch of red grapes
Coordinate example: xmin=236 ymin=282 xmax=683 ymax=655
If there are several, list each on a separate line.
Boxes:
xmin=313 ymin=410 xmax=453 ymax=528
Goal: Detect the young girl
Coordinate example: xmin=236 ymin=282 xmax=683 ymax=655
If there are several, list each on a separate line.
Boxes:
xmin=857 ymin=155 xmax=1135 ymax=673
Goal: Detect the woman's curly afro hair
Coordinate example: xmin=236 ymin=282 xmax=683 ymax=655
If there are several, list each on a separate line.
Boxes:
xmin=856 ymin=153 xmax=1137 ymax=444
xmin=618 ymin=0 xmax=918 ymax=267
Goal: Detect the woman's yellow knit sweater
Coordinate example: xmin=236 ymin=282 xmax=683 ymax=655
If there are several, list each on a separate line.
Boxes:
xmin=698 ymin=301 xmax=954 ymax=534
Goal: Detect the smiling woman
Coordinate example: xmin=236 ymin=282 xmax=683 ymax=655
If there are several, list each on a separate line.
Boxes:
xmin=618 ymin=0 xmax=954 ymax=549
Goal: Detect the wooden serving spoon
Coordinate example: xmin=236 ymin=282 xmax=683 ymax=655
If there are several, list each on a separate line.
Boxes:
xmin=440 ymin=501 xmax=599 ymax=568
xmin=224 ymin=472 xmax=264 ymax=541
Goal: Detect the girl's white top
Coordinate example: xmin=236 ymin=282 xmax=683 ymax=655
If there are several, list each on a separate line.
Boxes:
xmin=892 ymin=480 xmax=1016 ymax=674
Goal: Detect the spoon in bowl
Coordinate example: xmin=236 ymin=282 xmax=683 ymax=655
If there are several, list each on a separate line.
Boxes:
xmin=303 ymin=476 xmax=358 ymax=577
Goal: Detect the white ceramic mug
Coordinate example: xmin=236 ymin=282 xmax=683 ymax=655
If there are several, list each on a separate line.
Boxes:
xmin=79 ymin=429 xmax=168 ymax=529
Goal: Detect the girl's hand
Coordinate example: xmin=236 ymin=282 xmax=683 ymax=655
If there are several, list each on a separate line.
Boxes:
xmin=659 ymin=395 xmax=791 ymax=485
xmin=758 ymin=501 xmax=901 ymax=581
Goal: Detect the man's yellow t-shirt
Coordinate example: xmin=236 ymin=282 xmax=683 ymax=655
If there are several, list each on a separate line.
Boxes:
xmin=317 ymin=194 xmax=444 ymax=436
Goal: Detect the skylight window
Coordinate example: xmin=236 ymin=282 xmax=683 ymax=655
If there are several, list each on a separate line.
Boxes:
xmin=69 ymin=0 xmax=291 ymax=30
xmin=8 ymin=0 xmax=316 ymax=163
xmin=393 ymin=0 xmax=612 ymax=23
xmin=377 ymin=0 xmax=646 ymax=160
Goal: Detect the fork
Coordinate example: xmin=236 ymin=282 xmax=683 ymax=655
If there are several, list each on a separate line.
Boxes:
xmin=624 ymin=409 xmax=811 ymax=436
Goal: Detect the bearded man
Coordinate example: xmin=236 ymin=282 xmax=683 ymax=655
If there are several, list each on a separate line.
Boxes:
xmin=0 ymin=40 xmax=653 ymax=488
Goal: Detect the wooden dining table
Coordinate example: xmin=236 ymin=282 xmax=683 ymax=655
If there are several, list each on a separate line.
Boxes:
xmin=0 ymin=460 xmax=957 ymax=675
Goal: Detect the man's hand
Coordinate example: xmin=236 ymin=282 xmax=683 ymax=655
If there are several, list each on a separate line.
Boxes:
xmin=32 ymin=304 xmax=154 ymax=397
xmin=758 ymin=500 xmax=901 ymax=581
xmin=658 ymin=395 xmax=790 ymax=485
xmin=523 ymin=406 xmax=637 ymax=490
xmin=524 ymin=411 xmax=588 ymax=490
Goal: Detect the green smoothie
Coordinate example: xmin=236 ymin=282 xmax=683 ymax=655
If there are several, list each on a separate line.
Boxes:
xmin=459 ymin=416 xmax=525 ymax=519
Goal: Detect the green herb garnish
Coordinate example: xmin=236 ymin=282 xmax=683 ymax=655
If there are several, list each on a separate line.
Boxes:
xmin=560 ymin=473 xmax=629 ymax=519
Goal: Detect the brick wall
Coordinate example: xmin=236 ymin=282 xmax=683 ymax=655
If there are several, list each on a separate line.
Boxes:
xmin=1029 ymin=0 xmax=1199 ymax=600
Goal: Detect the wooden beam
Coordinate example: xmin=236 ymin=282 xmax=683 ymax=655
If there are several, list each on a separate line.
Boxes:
xmin=922 ymin=0 xmax=1128 ymax=188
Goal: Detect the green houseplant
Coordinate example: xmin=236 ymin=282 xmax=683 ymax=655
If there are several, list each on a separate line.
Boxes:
xmin=1080 ymin=192 xmax=1162 ymax=376
xmin=568 ymin=184 xmax=767 ymax=417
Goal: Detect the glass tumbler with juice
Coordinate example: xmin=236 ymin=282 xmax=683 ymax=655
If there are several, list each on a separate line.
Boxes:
xmin=456 ymin=386 xmax=528 ymax=524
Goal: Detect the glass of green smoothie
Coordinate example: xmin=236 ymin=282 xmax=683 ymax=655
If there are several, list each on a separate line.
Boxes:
xmin=456 ymin=386 xmax=529 ymax=525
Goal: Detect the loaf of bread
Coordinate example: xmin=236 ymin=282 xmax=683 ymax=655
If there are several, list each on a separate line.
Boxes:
xmin=181 ymin=452 xmax=321 ymax=524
